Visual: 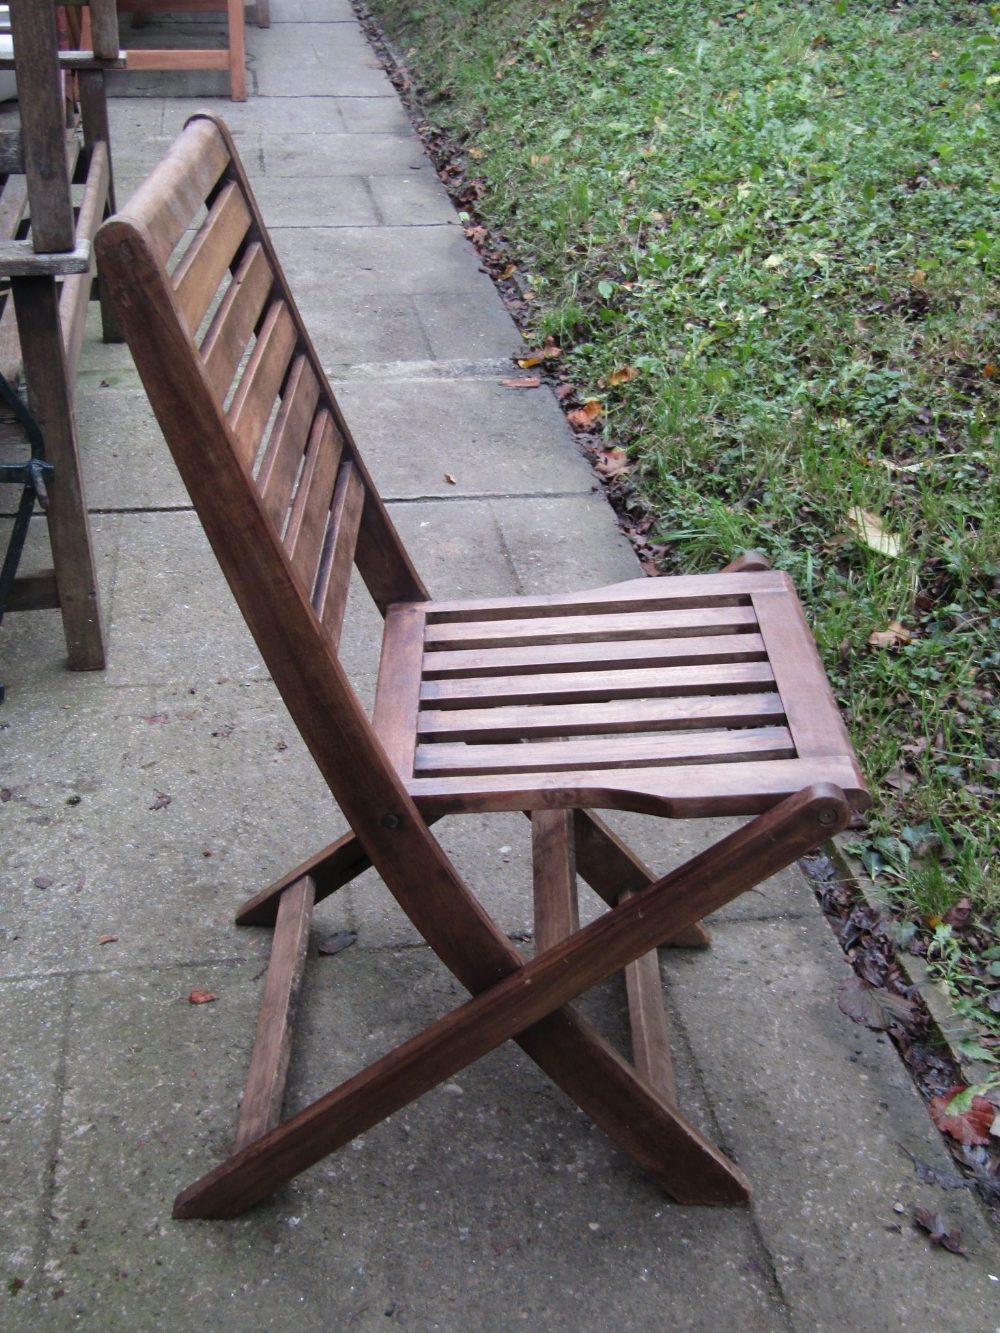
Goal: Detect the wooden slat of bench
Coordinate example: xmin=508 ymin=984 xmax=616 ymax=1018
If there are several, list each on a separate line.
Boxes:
xmin=120 ymin=116 xmax=230 ymax=267
xmin=228 ymin=300 xmax=296 ymax=468
xmin=285 ymin=409 xmax=343 ymax=588
xmin=172 ymin=181 xmax=252 ymax=336
xmin=415 ymin=726 xmax=796 ymax=776
xmin=372 ymin=603 xmax=427 ymax=778
xmin=424 ymin=605 xmax=759 ymax=650
xmin=257 ymin=355 xmax=319 ymax=527
xmin=751 ymin=587 xmax=864 ymax=769
xmin=407 ymin=755 xmax=869 ymax=815
xmin=421 ymin=633 xmax=767 ymax=679
xmin=314 ymin=461 xmax=365 ymax=649
xmin=417 ymin=693 xmax=786 ymax=741
xmin=424 ymin=571 xmax=789 ymax=622
xmin=59 ymin=140 xmax=111 ymax=382
xmin=420 ymin=660 xmax=778 ymax=708
xmin=200 ymin=241 xmax=273 ymax=401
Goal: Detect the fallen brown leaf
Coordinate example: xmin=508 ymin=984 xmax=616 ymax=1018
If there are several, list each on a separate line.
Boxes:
xmin=836 ymin=975 xmax=916 ymax=1030
xmin=318 ymin=930 xmax=358 ymax=957
xmin=928 ymin=1085 xmax=994 ymax=1146
xmin=149 ymin=792 xmax=172 ymax=811
xmin=567 ymin=400 xmax=603 ymax=430
xmin=913 ymin=1206 xmax=967 ymax=1256
xmin=96 ymin=934 xmax=118 ymax=946
xmin=594 ymin=447 xmax=630 ymax=478
xmin=188 ymin=988 xmax=217 ymax=1005
xmin=609 ymin=366 xmax=640 ymax=386
xmin=501 ymin=377 xmax=541 ymax=389
xmin=443 ymin=473 xmax=458 ymax=485
xmin=868 ymin=621 xmax=912 ymax=649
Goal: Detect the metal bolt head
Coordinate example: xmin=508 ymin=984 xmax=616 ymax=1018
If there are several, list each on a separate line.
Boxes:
xmin=817 ymin=806 xmax=838 ymax=826
xmin=381 ymin=812 xmax=401 ymax=829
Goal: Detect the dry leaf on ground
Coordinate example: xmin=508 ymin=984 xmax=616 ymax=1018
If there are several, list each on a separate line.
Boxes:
xmin=847 ymin=507 xmax=902 ymax=558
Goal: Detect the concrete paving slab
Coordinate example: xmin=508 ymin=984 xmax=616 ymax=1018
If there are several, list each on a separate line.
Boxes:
xmin=668 ymin=913 xmax=1000 ymax=1329
xmin=0 ymin=680 xmax=339 ymax=977
xmin=412 ymin=289 xmax=526 ymax=362
xmin=369 ymin=170 xmax=457 ymax=225
xmin=251 ymin=173 xmax=382 ymax=226
xmin=271 ymin=222 xmax=495 ymax=303
xmin=268 ymin=0 xmax=356 ymax=18
xmin=0 ymin=513 xmax=121 ymax=697
xmin=254 ymin=56 xmax=393 ymax=99
xmin=0 ymin=978 xmax=67 ymax=1282
xmin=74 ymin=390 xmax=187 ymax=512
xmin=332 ymin=379 xmax=595 ymax=499
xmin=259 ymin=129 xmax=427 ymax=176
xmin=247 ymin=20 xmax=381 ymax=65
xmin=16 ymin=954 xmax=789 ymax=1333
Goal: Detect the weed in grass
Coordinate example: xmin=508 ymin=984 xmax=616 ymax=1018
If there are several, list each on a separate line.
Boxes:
xmin=369 ymin=0 xmax=1000 ymax=1037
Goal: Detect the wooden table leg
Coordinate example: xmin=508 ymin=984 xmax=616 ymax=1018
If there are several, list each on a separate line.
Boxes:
xmin=11 ymin=275 xmax=106 ymax=671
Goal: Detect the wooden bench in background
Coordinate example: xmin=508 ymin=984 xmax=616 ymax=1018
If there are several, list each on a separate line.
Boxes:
xmin=0 ymin=0 xmax=121 ymax=673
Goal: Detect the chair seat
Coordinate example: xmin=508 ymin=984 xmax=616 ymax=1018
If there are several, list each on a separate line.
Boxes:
xmin=373 ymin=570 xmax=867 ymax=817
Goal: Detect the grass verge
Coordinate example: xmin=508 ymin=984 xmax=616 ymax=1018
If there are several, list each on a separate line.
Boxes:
xmin=365 ymin=0 xmax=1000 ymax=1048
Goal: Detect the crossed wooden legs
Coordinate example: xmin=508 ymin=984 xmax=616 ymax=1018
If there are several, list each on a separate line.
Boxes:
xmin=174 ymin=786 xmax=849 ymax=1219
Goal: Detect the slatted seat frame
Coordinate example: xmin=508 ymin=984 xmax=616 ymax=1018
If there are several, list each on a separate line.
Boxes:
xmin=94 ymin=112 xmax=870 ymax=1221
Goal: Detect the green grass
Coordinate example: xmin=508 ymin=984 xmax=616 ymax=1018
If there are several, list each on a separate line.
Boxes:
xmin=369 ymin=0 xmax=1000 ymax=1030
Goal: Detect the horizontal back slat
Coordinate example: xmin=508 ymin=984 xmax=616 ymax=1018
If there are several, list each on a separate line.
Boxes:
xmin=257 ymin=355 xmax=320 ymax=527
xmin=228 ymin=299 xmax=296 ymax=467
xmin=172 ymin=181 xmax=252 ymax=335
xmin=314 ymin=461 xmax=365 ymax=649
xmin=285 ymin=410 xmax=344 ymax=588
xmin=200 ymin=242 xmax=274 ymax=401
xmin=119 ymin=117 xmax=229 ymax=266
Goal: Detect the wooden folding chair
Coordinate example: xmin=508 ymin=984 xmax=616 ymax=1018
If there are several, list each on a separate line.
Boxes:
xmin=94 ymin=113 xmax=870 ymax=1221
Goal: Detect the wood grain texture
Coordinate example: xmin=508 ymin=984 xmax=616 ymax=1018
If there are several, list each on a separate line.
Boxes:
xmin=531 ymin=810 xmax=579 ymax=954
xmin=172 ymin=181 xmax=252 ymax=335
xmin=234 ymin=875 xmax=315 ymax=1152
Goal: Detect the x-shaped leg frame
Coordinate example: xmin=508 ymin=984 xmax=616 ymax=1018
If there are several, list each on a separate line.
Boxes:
xmin=174 ymin=785 xmax=849 ymax=1219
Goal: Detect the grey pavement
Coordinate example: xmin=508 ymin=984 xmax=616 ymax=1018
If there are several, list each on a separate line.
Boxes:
xmin=1 ymin=5 xmax=998 ymax=1330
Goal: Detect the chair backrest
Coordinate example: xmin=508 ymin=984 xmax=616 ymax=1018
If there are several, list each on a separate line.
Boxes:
xmin=94 ymin=113 xmax=432 ymax=844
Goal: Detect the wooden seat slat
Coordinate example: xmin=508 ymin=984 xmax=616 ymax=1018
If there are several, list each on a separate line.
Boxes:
xmin=285 ymin=410 xmax=344 ymax=588
xmin=416 ymin=692 xmax=786 ymax=741
xmin=227 ymin=299 xmax=297 ymax=468
xmin=424 ymin=604 xmax=759 ymax=649
xmin=313 ymin=461 xmax=365 ymax=648
xmin=407 ymin=755 xmax=868 ymax=814
xmin=257 ymin=355 xmax=320 ymax=527
xmin=421 ymin=633 xmax=767 ymax=679
xmin=200 ymin=243 xmax=274 ymax=402
xmin=424 ymin=571 xmax=789 ymax=623
xmin=414 ymin=726 xmax=797 ymax=776
xmin=172 ymin=181 xmax=252 ymax=336
xmin=421 ymin=660 xmax=777 ymax=708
